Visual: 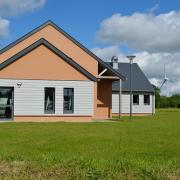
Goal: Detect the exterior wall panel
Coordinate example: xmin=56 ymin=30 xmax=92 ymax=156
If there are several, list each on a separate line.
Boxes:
xmin=0 ymin=79 xmax=94 ymax=116
xmin=112 ymin=92 xmax=153 ymax=114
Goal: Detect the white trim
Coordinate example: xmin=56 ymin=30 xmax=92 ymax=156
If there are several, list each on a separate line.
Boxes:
xmin=98 ymin=68 xmax=107 ymax=76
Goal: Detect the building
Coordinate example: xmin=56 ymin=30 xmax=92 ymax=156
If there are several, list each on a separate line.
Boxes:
xmin=108 ymin=61 xmax=155 ymax=116
xmin=0 ymin=21 xmax=125 ymax=122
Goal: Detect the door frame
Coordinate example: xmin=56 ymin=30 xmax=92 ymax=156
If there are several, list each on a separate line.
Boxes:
xmin=0 ymin=86 xmax=14 ymax=121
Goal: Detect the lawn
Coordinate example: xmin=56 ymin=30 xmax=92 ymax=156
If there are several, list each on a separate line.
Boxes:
xmin=0 ymin=109 xmax=180 ymax=179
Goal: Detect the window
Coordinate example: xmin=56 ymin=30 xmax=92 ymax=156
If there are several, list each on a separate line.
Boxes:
xmin=133 ymin=94 xmax=139 ymax=105
xmin=144 ymin=95 xmax=150 ymax=105
xmin=63 ymin=88 xmax=74 ymax=114
xmin=44 ymin=88 xmax=55 ymax=114
xmin=0 ymin=87 xmax=14 ymax=119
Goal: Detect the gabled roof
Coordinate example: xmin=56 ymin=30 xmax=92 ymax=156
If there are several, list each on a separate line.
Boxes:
xmin=0 ymin=38 xmax=97 ymax=81
xmin=107 ymin=62 xmax=154 ymax=93
xmin=0 ymin=20 xmax=125 ymax=81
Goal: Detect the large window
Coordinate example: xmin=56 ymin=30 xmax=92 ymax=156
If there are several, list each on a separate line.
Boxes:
xmin=63 ymin=88 xmax=74 ymax=114
xmin=133 ymin=94 xmax=139 ymax=105
xmin=144 ymin=95 xmax=150 ymax=105
xmin=44 ymin=87 xmax=55 ymax=114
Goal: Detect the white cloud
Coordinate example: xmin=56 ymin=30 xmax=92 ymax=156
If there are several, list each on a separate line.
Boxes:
xmin=0 ymin=0 xmax=46 ymax=17
xmin=96 ymin=11 xmax=180 ymax=52
xmin=0 ymin=0 xmax=46 ymax=42
xmin=91 ymin=46 xmax=125 ymax=62
xmin=135 ymin=51 xmax=180 ymax=96
xmin=0 ymin=17 xmax=9 ymax=38
xmin=91 ymin=46 xmax=180 ymax=96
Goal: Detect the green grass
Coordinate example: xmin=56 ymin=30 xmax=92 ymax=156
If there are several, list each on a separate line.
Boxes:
xmin=0 ymin=109 xmax=180 ymax=179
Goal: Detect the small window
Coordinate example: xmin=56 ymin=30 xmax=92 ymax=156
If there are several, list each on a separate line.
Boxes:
xmin=44 ymin=87 xmax=55 ymax=114
xmin=63 ymin=88 xmax=74 ymax=114
xmin=144 ymin=95 xmax=150 ymax=105
xmin=133 ymin=94 xmax=139 ymax=105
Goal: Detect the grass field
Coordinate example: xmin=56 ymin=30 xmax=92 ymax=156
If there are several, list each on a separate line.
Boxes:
xmin=0 ymin=109 xmax=180 ymax=179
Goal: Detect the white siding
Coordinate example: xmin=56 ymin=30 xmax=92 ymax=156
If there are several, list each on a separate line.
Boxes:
xmin=112 ymin=92 xmax=154 ymax=114
xmin=0 ymin=79 xmax=94 ymax=116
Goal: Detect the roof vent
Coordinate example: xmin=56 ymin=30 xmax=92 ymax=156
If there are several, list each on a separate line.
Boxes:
xmin=111 ymin=56 xmax=118 ymax=70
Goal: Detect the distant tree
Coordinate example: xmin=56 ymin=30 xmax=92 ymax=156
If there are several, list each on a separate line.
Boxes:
xmin=152 ymin=84 xmax=180 ymax=108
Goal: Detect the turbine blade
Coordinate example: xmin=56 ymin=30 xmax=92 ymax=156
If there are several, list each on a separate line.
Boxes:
xmin=160 ymin=79 xmax=167 ymax=89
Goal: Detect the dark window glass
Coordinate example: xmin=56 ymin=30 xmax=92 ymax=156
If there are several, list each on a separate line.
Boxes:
xmin=144 ymin=95 xmax=150 ymax=105
xmin=133 ymin=94 xmax=139 ymax=105
xmin=63 ymin=88 xmax=74 ymax=114
xmin=0 ymin=87 xmax=13 ymax=119
xmin=44 ymin=88 xmax=55 ymax=113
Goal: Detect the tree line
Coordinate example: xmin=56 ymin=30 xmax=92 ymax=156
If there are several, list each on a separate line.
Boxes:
xmin=153 ymin=85 xmax=180 ymax=108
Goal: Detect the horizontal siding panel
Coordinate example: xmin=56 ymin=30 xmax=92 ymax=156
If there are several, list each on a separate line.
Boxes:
xmin=0 ymin=79 xmax=94 ymax=116
xmin=112 ymin=93 xmax=153 ymax=114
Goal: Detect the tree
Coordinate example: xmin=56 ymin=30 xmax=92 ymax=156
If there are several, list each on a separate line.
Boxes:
xmin=152 ymin=84 xmax=180 ymax=108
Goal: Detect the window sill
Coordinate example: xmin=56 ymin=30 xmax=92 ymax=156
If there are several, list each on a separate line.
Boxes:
xmin=133 ymin=103 xmax=139 ymax=105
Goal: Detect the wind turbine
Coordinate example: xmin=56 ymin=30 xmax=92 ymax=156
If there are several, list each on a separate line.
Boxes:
xmin=160 ymin=64 xmax=169 ymax=97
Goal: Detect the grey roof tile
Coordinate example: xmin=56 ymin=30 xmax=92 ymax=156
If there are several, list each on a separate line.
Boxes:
xmin=107 ymin=62 xmax=154 ymax=92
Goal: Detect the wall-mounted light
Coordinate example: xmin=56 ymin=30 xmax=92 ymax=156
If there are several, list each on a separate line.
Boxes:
xmin=17 ymin=82 xmax=22 ymax=88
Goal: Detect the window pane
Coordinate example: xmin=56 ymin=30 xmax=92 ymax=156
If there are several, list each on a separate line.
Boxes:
xmin=133 ymin=94 xmax=139 ymax=105
xmin=0 ymin=87 xmax=13 ymax=119
xmin=144 ymin=95 xmax=150 ymax=105
xmin=63 ymin=88 xmax=74 ymax=113
xmin=44 ymin=88 xmax=55 ymax=113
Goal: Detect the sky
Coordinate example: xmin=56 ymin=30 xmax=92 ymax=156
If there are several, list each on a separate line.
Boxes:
xmin=0 ymin=0 xmax=180 ymax=96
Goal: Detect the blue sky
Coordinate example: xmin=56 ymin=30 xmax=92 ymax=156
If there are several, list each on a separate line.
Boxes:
xmin=0 ymin=0 xmax=180 ymax=95
xmin=2 ymin=0 xmax=180 ymax=49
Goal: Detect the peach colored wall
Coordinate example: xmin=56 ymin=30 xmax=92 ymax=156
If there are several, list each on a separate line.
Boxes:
xmin=14 ymin=116 xmax=93 ymax=122
xmin=96 ymin=79 xmax=112 ymax=119
xmin=0 ymin=25 xmax=98 ymax=76
xmin=0 ymin=45 xmax=89 ymax=81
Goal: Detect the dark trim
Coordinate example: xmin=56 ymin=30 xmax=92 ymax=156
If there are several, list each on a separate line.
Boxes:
xmin=133 ymin=94 xmax=139 ymax=105
xmin=44 ymin=87 xmax=55 ymax=114
xmin=0 ymin=38 xmax=97 ymax=82
xmin=0 ymin=86 xmax=14 ymax=121
xmin=0 ymin=20 xmax=125 ymax=80
xmin=143 ymin=94 xmax=150 ymax=105
xmin=63 ymin=88 xmax=74 ymax=114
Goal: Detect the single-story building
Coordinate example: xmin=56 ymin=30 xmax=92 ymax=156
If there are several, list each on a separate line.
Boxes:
xmin=0 ymin=21 xmax=125 ymax=122
xmin=108 ymin=60 xmax=155 ymax=116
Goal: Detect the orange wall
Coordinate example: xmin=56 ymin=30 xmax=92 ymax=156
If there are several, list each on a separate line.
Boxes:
xmin=0 ymin=45 xmax=89 ymax=81
xmin=96 ymin=79 xmax=112 ymax=119
xmin=14 ymin=116 xmax=93 ymax=122
xmin=0 ymin=25 xmax=98 ymax=77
